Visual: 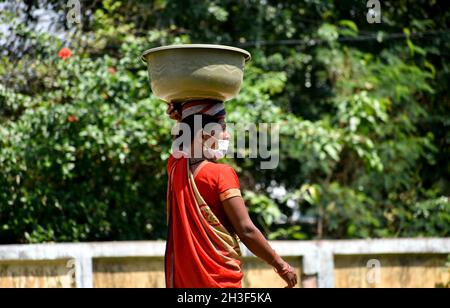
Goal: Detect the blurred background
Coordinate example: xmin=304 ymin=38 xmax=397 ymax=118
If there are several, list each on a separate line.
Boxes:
xmin=0 ymin=0 xmax=449 ymax=288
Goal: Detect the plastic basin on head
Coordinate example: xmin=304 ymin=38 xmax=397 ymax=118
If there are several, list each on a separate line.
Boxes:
xmin=141 ymin=44 xmax=251 ymax=103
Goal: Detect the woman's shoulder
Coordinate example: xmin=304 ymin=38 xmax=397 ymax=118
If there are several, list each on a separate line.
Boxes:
xmin=197 ymin=162 xmax=241 ymax=193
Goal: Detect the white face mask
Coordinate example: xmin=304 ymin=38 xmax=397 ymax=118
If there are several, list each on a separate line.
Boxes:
xmin=203 ymin=138 xmax=230 ymax=160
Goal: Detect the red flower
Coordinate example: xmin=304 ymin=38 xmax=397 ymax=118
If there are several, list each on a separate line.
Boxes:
xmin=108 ymin=67 xmax=117 ymax=75
xmin=58 ymin=48 xmax=73 ymax=60
xmin=67 ymin=115 xmax=78 ymax=123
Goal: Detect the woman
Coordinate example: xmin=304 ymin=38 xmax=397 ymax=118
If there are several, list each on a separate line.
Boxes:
xmin=165 ymin=100 xmax=297 ymax=288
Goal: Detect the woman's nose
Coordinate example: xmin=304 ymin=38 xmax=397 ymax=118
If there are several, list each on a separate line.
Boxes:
xmin=221 ymin=131 xmax=231 ymax=140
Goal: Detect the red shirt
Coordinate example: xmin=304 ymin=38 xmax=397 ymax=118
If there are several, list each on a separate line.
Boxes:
xmin=194 ymin=162 xmax=241 ymax=234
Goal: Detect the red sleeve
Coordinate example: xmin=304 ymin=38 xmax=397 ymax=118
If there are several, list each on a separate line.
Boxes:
xmin=217 ymin=164 xmax=242 ymax=202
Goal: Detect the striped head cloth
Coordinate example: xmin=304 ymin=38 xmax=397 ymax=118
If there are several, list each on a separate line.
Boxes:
xmin=180 ymin=100 xmax=226 ymax=123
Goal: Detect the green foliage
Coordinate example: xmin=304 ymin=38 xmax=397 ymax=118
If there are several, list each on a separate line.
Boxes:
xmin=0 ymin=0 xmax=449 ymax=243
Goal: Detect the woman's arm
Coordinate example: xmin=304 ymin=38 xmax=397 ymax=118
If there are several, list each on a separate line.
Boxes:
xmin=223 ymin=196 xmax=298 ymax=288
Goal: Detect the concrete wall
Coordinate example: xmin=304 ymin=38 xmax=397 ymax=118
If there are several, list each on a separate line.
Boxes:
xmin=0 ymin=260 xmax=74 ymax=288
xmin=334 ymin=254 xmax=450 ymax=288
xmin=0 ymin=239 xmax=449 ymax=288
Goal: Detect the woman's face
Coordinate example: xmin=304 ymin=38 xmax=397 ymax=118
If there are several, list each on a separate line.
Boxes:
xmin=203 ymin=124 xmax=229 ymax=150
xmin=189 ymin=121 xmax=230 ymax=160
